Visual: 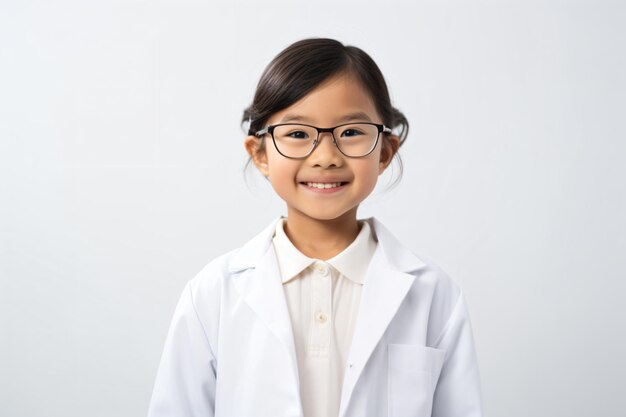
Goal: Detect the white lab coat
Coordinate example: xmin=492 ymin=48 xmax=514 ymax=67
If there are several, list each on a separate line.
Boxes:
xmin=147 ymin=216 xmax=483 ymax=417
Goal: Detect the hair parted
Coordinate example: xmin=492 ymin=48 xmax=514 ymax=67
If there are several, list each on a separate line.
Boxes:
xmin=241 ymin=37 xmax=409 ymax=189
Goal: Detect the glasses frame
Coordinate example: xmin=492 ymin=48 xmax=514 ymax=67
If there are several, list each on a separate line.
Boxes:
xmin=254 ymin=122 xmax=392 ymax=159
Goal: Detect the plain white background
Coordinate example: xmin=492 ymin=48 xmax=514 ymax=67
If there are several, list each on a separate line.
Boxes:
xmin=1 ymin=0 xmax=625 ymax=416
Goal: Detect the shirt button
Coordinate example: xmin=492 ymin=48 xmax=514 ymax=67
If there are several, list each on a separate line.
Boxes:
xmin=316 ymin=311 xmax=327 ymax=323
xmin=314 ymin=262 xmax=329 ymax=276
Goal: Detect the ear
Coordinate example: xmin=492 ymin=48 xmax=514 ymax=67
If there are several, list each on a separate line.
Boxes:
xmin=379 ymin=134 xmax=400 ymax=174
xmin=244 ymin=135 xmax=270 ymax=177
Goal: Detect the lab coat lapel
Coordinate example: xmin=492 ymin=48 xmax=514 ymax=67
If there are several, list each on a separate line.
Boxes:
xmin=229 ymin=217 xmax=302 ymax=408
xmin=338 ymin=217 xmax=428 ymax=417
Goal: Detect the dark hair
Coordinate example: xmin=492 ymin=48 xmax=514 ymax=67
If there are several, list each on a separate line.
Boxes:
xmin=241 ymin=37 xmax=409 ymax=189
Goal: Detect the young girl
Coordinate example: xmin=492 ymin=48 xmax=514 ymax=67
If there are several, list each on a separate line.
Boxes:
xmin=148 ymin=38 xmax=483 ymax=417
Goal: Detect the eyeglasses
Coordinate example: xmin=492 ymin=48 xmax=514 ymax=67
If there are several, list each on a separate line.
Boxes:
xmin=254 ymin=122 xmax=392 ymax=158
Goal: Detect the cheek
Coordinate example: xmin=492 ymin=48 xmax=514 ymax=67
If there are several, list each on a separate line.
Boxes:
xmin=352 ymin=160 xmax=380 ymax=190
xmin=266 ymin=152 xmax=299 ymax=188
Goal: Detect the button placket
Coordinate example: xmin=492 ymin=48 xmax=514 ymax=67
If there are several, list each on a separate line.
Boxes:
xmin=309 ymin=261 xmax=332 ymax=357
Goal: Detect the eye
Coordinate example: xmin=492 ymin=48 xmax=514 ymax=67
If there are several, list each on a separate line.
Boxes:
xmin=286 ymin=130 xmax=309 ymax=139
xmin=340 ymin=128 xmax=365 ymax=137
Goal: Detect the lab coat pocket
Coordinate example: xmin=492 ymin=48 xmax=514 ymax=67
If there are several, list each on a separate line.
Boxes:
xmin=387 ymin=343 xmax=445 ymax=417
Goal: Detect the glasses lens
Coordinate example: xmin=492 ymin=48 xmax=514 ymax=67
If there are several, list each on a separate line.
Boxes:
xmin=334 ymin=123 xmax=379 ymax=157
xmin=273 ymin=124 xmax=317 ymax=157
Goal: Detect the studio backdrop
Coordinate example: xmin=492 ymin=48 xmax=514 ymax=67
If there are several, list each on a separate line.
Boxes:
xmin=1 ymin=1 xmax=624 ymax=416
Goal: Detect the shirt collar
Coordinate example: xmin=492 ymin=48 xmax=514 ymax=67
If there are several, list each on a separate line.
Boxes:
xmin=272 ymin=218 xmax=315 ymax=284
xmin=271 ymin=217 xmax=377 ymax=285
xmin=228 ymin=215 xmax=428 ymax=274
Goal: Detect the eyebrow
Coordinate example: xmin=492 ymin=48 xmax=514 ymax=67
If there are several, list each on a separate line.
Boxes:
xmin=279 ymin=111 xmax=373 ymax=124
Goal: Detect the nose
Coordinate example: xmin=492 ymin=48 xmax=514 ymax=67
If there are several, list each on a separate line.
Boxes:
xmin=309 ymin=131 xmax=342 ymax=166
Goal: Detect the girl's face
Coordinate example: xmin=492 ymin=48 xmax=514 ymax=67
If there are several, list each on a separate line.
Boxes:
xmin=245 ymin=72 xmax=399 ymax=222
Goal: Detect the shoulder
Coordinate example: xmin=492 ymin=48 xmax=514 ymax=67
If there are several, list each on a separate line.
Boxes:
xmin=414 ymin=253 xmax=462 ymax=304
xmin=368 ymin=216 xmax=463 ymax=300
xmin=187 ymin=247 xmax=240 ymax=302
xmin=187 ymin=216 xmax=281 ymax=295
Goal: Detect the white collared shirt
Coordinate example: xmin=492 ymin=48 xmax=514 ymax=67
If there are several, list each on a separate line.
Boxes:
xmin=271 ymin=217 xmax=378 ymax=417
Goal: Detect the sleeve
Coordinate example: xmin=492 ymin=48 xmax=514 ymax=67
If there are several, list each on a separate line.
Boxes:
xmin=147 ymin=280 xmax=217 ymax=417
xmin=431 ymin=291 xmax=484 ymax=417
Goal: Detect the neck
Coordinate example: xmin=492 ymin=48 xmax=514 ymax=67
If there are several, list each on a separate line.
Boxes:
xmin=283 ymin=206 xmax=361 ymax=260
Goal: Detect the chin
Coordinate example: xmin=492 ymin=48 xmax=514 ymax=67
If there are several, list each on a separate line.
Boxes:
xmin=303 ymin=209 xmax=354 ymax=222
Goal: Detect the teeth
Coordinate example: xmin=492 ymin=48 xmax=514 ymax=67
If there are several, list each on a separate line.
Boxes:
xmin=306 ymin=182 xmax=344 ymax=189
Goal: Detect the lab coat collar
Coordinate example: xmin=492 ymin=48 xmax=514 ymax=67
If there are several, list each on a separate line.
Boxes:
xmin=228 ymin=215 xmax=427 ymax=274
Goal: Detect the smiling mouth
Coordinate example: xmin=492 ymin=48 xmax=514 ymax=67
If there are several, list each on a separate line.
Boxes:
xmin=300 ymin=181 xmax=349 ymax=189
